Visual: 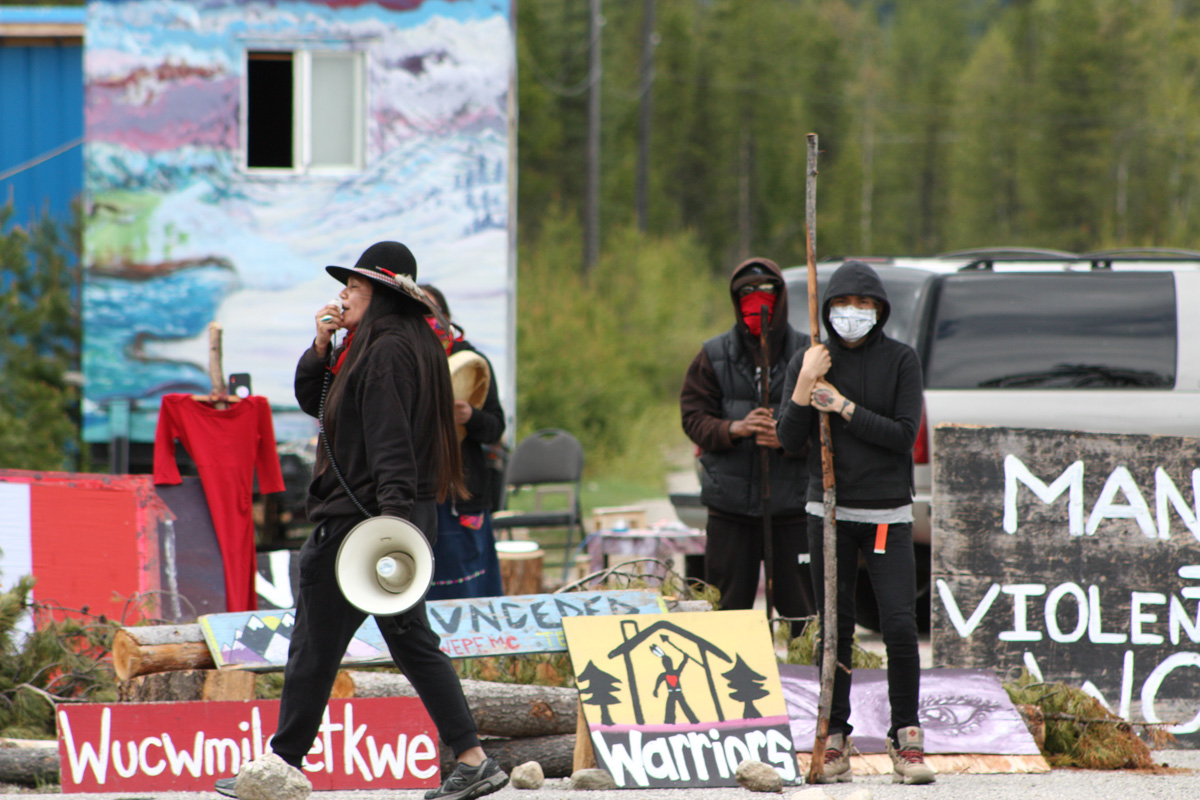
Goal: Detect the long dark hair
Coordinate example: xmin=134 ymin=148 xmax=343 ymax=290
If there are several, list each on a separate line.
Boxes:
xmin=323 ymin=285 xmax=466 ymax=503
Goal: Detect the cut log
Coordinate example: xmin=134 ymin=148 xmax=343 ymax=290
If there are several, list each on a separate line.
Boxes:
xmin=346 ymin=671 xmax=577 ymax=737
xmin=439 ymin=735 xmax=575 ymax=779
xmin=112 ymin=625 xmax=215 ymax=681
xmin=118 ymin=669 xmax=256 ymax=702
xmin=0 ymin=741 xmax=59 ymax=787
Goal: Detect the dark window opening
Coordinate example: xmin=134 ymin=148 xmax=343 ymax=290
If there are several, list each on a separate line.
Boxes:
xmin=247 ymin=51 xmax=293 ymax=168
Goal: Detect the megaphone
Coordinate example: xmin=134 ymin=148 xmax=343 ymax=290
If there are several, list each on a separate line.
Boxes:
xmin=335 ymin=516 xmax=435 ymax=616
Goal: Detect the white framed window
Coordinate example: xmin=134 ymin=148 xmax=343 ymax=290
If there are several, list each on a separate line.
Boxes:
xmin=244 ymin=49 xmax=364 ymax=173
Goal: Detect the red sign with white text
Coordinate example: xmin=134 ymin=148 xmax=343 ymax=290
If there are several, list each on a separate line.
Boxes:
xmin=56 ymin=698 xmax=439 ymax=793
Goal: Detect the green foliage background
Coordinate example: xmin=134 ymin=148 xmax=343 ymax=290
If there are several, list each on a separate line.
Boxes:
xmin=514 ymin=0 xmax=1200 ymax=483
xmin=10 ymin=0 xmax=1200 ymax=480
xmin=0 ymin=206 xmax=83 ymax=471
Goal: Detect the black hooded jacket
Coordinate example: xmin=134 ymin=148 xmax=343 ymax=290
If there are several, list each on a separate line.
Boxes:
xmin=680 ymin=258 xmax=810 ymax=519
xmin=776 ymin=261 xmax=924 ymax=508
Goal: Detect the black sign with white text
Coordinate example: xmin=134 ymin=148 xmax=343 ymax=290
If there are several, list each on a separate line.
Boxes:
xmin=932 ymin=425 xmax=1200 ymax=743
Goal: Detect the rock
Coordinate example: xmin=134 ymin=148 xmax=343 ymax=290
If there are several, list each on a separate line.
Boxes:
xmin=844 ymin=790 xmax=874 ymax=800
xmin=788 ymin=789 xmax=833 ymax=800
xmin=236 ymin=753 xmax=311 ymax=800
xmin=569 ymin=768 xmax=618 ymax=790
xmin=735 ymin=760 xmax=784 ymax=793
xmin=511 ymin=761 xmax=546 ymax=789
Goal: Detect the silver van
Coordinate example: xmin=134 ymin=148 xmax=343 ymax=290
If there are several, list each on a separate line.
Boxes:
xmin=782 ymin=248 xmax=1200 ymax=629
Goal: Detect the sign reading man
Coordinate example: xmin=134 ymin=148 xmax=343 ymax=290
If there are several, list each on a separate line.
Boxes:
xmin=932 ymin=425 xmax=1200 ymax=743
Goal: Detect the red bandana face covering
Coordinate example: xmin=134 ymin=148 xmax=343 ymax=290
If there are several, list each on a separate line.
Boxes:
xmin=739 ymin=291 xmax=777 ymax=336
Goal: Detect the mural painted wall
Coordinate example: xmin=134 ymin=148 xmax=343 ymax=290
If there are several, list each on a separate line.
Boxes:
xmin=82 ymin=0 xmax=514 ymax=444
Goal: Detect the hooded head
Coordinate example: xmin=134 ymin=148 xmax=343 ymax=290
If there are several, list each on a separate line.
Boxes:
xmin=822 ymin=260 xmax=891 ymax=346
xmin=729 ymin=257 xmax=789 ymax=349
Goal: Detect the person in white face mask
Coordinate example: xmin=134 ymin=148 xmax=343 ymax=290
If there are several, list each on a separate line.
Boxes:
xmin=776 ymin=260 xmax=933 ymax=786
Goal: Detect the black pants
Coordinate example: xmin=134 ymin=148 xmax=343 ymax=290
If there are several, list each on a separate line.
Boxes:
xmin=807 ymin=516 xmax=920 ymax=741
xmin=271 ymin=502 xmax=480 ymax=767
xmin=705 ymin=513 xmax=816 ymax=637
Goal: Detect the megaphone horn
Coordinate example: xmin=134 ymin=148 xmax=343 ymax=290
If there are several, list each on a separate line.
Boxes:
xmin=335 ymin=516 xmax=435 ymax=616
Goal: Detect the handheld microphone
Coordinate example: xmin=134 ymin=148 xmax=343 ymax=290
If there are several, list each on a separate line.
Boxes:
xmin=320 ymin=298 xmax=343 ymax=325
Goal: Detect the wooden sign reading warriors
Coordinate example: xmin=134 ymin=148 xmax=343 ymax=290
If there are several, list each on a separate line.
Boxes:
xmin=563 ymin=610 xmax=796 ymax=788
xmin=931 ymin=425 xmax=1200 ymax=744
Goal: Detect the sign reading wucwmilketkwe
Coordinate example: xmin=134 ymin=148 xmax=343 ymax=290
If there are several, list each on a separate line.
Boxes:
xmin=932 ymin=425 xmax=1200 ymax=743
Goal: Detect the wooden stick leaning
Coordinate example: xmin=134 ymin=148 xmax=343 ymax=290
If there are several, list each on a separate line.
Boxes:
xmin=805 ymin=132 xmax=839 ymax=785
xmin=759 ymin=305 xmax=776 ymax=629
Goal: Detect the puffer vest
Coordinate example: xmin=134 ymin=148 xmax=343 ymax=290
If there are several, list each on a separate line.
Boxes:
xmin=698 ymin=327 xmax=809 ymax=517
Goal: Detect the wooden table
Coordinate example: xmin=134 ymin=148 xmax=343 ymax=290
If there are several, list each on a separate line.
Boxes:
xmin=586 ymin=527 xmax=707 ymax=582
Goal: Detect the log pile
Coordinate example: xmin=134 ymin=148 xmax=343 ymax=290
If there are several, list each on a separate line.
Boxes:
xmin=0 ymin=740 xmax=59 ymax=787
xmin=345 ymin=670 xmax=581 ymax=777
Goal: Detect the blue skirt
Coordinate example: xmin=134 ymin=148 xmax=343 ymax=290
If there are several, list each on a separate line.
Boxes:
xmin=427 ymin=504 xmax=504 ymax=600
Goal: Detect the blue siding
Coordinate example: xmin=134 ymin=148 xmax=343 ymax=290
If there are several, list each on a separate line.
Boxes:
xmin=0 ymin=43 xmax=84 ymax=227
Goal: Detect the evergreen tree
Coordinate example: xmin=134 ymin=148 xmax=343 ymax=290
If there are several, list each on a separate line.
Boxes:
xmin=722 ymin=654 xmax=769 ymax=718
xmin=578 ymin=659 xmax=623 ymax=725
xmin=0 ymin=205 xmax=82 ymax=471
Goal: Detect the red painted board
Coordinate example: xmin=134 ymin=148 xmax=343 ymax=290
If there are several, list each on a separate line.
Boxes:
xmin=56 ymin=697 xmax=439 ymax=793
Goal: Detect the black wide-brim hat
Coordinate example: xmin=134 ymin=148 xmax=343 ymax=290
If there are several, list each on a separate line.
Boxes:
xmin=326 ymin=241 xmax=435 ymax=314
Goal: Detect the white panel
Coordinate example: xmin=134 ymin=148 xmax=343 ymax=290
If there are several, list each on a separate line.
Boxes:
xmin=0 ymin=482 xmax=32 ymax=592
xmin=309 ymin=53 xmax=358 ymax=168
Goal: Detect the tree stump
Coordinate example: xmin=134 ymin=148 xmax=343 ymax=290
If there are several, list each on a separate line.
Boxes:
xmin=496 ymin=543 xmax=543 ymax=595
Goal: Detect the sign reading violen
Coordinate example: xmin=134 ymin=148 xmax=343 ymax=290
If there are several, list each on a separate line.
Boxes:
xmin=931 ymin=425 xmax=1200 ymax=742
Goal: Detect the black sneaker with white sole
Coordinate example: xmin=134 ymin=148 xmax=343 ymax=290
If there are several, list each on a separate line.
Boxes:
xmin=214 ymin=776 xmax=238 ymax=797
xmin=424 ymin=757 xmax=509 ymax=800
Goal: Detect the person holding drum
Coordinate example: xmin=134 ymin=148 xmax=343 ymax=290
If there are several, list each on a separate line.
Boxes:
xmin=419 ymin=283 xmax=508 ymax=600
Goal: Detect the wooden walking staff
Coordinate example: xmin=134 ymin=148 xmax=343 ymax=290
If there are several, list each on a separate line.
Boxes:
xmin=805 ymin=132 xmax=839 ymax=784
xmin=758 ymin=304 xmax=775 ymax=627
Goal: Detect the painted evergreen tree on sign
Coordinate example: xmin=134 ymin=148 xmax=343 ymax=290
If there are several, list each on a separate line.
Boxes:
xmin=722 ymin=654 xmax=768 ymax=719
xmin=578 ymin=659 xmax=622 ymax=725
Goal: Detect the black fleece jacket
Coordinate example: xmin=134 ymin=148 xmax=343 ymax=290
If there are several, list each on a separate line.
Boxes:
xmin=776 ymin=261 xmax=924 ymax=508
xmin=296 ymin=315 xmax=442 ymax=523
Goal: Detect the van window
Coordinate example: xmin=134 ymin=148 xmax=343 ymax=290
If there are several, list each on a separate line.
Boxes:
xmin=925 ymin=272 xmax=1176 ymax=389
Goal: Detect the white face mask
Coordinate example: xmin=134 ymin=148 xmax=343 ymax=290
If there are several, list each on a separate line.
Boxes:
xmin=829 ymin=305 xmax=877 ymax=341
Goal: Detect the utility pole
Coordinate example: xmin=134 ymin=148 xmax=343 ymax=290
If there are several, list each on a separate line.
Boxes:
xmin=636 ymin=0 xmax=655 ymax=232
xmin=584 ymin=0 xmax=602 ymax=273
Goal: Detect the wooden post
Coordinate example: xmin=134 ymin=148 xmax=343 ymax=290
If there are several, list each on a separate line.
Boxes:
xmin=758 ymin=305 xmax=775 ymax=627
xmin=805 ymin=132 xmax=839 ymax=784
xmin=207 ymin=321 xmax=228 ymax=409
xmin=572 ymin=697 xmax=598 ymax=772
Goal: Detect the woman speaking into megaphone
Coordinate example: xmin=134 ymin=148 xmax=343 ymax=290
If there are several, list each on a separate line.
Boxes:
xmin=215 ymin=242 xmax=508 ymax=800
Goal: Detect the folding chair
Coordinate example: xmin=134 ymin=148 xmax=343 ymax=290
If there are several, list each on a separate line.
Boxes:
xmin=491 ymin=428 xmax=584 ymax=584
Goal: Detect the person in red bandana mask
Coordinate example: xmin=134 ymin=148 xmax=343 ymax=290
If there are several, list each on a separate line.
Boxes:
xmin=680 ymin=259 xmax=815 ymax=637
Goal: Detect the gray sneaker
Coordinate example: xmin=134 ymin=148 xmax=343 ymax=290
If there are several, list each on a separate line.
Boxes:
xmin=425 ymin=757 xmax=509 ymax=800
xmin=214 ymin=776 xmax=238 ymax=798
xmin=813 ymin=732 xmax=853 ymax=784
xmin=888 ymin=726 xmax=936 ymax=785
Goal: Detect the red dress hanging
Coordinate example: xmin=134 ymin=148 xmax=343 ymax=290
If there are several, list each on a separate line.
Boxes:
xmin=153 ymin=394 xmax=285 ymax=612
